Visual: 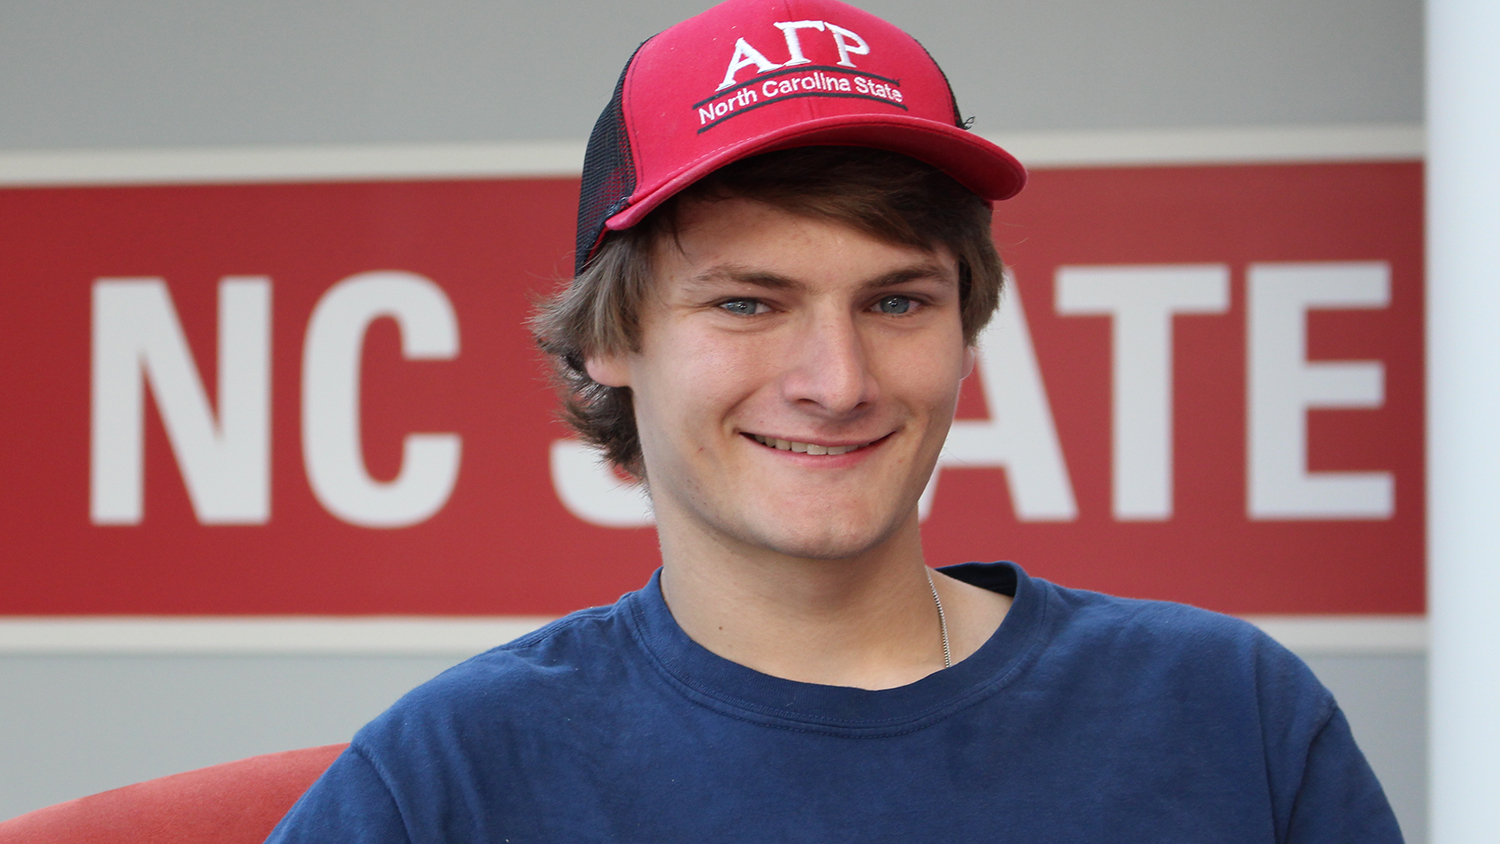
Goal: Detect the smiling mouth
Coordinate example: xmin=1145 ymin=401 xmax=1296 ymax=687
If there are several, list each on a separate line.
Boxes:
xmin=749 ymin=434 xmax=879 ymax=456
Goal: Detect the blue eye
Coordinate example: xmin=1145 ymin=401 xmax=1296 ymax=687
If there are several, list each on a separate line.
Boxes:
xmin=876 ymin=295 xmax=913 ymax=315
xmin=720 ymin=299 xmax=764 ymax=316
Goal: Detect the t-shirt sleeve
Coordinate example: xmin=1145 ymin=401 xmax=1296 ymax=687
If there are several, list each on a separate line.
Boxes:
xmin=264 ymin=744 xmax=412 ymax=844
xmin=1284 ymin=705 xmax=1405 ymax=843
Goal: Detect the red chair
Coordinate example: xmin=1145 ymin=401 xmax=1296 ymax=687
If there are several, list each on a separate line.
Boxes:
xmin=0 ymin=744 xmax=346 ymax=844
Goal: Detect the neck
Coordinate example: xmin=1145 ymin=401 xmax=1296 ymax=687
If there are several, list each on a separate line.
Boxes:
xmin=657 ymin=512 xmax=953 ymax=690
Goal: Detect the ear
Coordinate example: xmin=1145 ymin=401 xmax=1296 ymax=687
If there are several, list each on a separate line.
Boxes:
xmin=585 ymin=353 xmax=632 ymax=388
xmin=960 ymin=345 xmax=977 ymax=380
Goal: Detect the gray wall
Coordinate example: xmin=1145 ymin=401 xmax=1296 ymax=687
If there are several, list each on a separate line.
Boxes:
xmin=0 ymin=0 xmax=1425 ymax=840
xmin=0 ymin=0 xmax=1420 ymax=149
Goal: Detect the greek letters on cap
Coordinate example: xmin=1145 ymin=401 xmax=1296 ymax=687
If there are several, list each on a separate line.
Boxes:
xmin=694 ymin=18 xmax=906 ymax=134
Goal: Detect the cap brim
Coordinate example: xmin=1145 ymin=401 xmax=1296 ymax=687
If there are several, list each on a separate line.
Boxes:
xmin=603 ymin=113 xmax=1027 ymax=233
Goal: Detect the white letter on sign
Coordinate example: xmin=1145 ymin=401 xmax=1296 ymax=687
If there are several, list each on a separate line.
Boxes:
xmin=1056 ymin=265 xmax=1230 ymax=520
xmin=90 ymin=277 xmax=271 ymax=525
xmin=549 ymin=439 xmax=653 ymax=528
xmin=1248 ymin=262 xmax=1393 ymax=519
xmin=302 ymin=271 xmax=460 ymax=528
xmin=926 ymin=277 xmax=1077 ymax=521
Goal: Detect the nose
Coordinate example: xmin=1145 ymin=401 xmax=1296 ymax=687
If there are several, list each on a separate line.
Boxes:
xmin=779 ymin=307 xmax=878 ymax=416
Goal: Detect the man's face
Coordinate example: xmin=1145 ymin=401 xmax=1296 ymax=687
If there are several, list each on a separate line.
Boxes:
xmin=587 ymin=196 xmax=972 ymax=563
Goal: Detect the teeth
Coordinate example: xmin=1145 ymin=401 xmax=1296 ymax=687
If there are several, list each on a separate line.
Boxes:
xmin=752 ymin=434 xmax=869 ymax=455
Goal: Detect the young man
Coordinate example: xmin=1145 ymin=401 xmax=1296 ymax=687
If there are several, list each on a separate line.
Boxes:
xmin=268 ymin=0 xmax=1403 ymax=840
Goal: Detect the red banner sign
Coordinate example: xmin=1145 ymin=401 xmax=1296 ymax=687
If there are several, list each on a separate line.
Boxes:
xmin=0 ymin=161 xmax=1423 ymax=616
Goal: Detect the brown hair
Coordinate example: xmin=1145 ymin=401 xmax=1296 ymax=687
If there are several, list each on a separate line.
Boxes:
xmin=532 ymin=146 xmax=1004 ymax=479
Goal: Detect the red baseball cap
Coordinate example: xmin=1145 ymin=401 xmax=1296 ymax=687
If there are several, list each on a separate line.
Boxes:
xmin=575 ymin=0 xmax=1027 ymax=273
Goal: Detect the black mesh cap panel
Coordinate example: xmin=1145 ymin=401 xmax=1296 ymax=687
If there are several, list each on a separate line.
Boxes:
xmin=914 ymin=38 xmax=968 ymax=129
xmin=575 ymin=44 xmax=645 ymax=276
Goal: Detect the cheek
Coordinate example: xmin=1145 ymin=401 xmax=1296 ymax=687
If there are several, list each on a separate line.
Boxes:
xmin=679 ymin=325 xmax=780 ymax=388
xmin=919 ymin=376 xmax=966 ymax=425
xmin=631 ymin=338 xmax=767 ymax=435
xmin=884 ymin=340 xmax=969 ymax=408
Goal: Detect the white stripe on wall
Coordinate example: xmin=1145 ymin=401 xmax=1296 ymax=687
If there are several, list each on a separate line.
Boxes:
xmin=0 ymin=124 xmax=1422 ymax=187
xmin=0 ymin=617 xmax=554 ymax=655
xmin=0 ymin=141 xmax=589 ymax=186
xmin=993 ymin=123 xmax=1423 ymax=168
xmin=0 ymin=615 xmax=1427 ymax=656
xmin=1242 ymin=615 xmax=1428 ymax=655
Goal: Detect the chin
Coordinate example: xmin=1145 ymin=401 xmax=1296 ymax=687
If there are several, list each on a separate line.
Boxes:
xmin=745 ymin=512 xmax=910 ymax=562
xmin=735 ymin=481 xmax=926 ymax=559
xmin=766 ymin=535 xmax=876 ymax=562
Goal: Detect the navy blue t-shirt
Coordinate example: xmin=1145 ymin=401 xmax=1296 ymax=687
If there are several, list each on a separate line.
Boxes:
xmin=266 ymin=563 xmax=1402 ymax=842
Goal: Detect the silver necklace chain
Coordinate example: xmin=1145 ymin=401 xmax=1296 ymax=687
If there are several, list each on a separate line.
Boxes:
xmin=925 ymin=568 xmax=952 ymax=669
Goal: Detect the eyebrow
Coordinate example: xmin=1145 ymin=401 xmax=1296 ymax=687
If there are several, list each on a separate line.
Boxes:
xmin=685 ymin=261 xmax=955 ymax=293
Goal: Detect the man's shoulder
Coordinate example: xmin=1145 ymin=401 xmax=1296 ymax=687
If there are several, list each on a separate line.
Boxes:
xmin=952 ymin=560 xmax=1277 ymax=652
xmin=1048 ymin=579 xmax=1268 ymax=649
xmin=952 ymin=561 xmax=1329 ymax=708
xmin=435 ymin=600 xmax=634 ymax=694
xmin=352 ymin=598 xmax=643 ymax=753
xmin=1027 ymin=570 xmax=1334 ymax=716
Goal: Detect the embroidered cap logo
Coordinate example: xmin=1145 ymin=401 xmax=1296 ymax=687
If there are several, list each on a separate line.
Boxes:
xmin=717 ymin=20 xmax=871 ymax=89
xmin=698 ymin=18 xmax=904 ymax=134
